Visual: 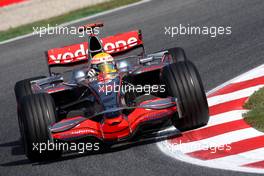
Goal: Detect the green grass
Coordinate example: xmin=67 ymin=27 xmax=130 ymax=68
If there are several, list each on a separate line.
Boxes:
xmin=0 ymin=0 xmax=140 ymax=42
xmin=243 ymin=87 xmax=264 ymax=132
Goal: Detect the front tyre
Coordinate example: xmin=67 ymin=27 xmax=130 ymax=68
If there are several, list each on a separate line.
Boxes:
xmin=168 ymin=47 xmax=187 ymax=63
xmin=15 ymin=76 xmax=46 ymax=137
xmin=161 ymin=61 xmax=209 ymax=131
xmin=19 ymin=93 xmax=62 ymax=161
xmin=14 ymin=76 xmax=46 ymax=103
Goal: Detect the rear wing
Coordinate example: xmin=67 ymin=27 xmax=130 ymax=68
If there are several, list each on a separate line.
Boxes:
xmin=46 ymin=30 xmax=143 ymax=66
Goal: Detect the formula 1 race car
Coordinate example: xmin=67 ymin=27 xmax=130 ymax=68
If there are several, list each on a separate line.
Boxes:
xmin=14 ymin=23 xmax=209 ymax=161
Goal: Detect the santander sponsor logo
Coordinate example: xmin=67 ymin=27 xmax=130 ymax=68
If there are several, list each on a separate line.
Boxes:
xmin=48 ymin=36 xmax=139 ymax=64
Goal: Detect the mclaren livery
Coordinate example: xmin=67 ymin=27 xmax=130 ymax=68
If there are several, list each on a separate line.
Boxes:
xmin=14 ymin=23 xmax=209 ymax=161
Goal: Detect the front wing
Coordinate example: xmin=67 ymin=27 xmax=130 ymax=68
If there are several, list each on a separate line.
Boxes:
xmin=50 ymin=97 xmax=178 ymax=143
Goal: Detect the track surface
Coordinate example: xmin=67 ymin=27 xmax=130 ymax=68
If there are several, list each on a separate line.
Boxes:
xmin=1 ymin=0 xmax=264 ymax=175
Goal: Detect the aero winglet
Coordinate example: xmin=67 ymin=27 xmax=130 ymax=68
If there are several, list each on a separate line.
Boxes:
xmin=79 ymin=22 xmax=104 ymax=32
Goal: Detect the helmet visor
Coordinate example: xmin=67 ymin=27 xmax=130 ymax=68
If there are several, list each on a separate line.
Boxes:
xmin=97 ymin=62 xmax=116 ymax=73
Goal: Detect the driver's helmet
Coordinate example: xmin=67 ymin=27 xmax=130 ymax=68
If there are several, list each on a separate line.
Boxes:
xmin=91 ymin=52 xmax=117 ymax=73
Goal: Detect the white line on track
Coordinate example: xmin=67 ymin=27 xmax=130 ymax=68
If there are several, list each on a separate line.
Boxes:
xmin=158 ymin=141 xmax=264 ymax=173
xmin=158 ymin=63 xmax=264 ymax=173
xmin=207 ymin=84 xmax=264 ymax=107
xmin=167 ymin=128 xmax=263 ymax=153
xmin=207 ymin=110 xmax=246 ymax=127
xmin=0 ymin=0 xmax=152 ymax=45
xmin=207 ymin=63 xmax=264 ymax=95
xmin=209 ymin=147 xmax=264 ymax=167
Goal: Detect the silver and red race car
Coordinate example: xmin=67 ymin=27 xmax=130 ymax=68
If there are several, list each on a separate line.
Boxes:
xmin=15 ymin=23 xmax=209 ymax=161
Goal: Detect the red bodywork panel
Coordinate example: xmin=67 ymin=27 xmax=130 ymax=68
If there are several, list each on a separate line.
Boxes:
xmin=52 ymin=98 xmax=176 ymax=141
xmin=47 ymin=30 xmax=143 ymax=65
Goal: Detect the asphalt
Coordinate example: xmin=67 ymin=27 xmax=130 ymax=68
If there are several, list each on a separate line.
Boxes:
xmin=1 ymin=0 xmax=264 ymax=175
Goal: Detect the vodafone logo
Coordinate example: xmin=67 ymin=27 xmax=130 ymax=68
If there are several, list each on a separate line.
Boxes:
xmin=49 ymin=44 xmax=87 ymax=64
xmin=102 ymin=37 xmax=138 ymax=53
xmin=48 ymin=36 xmax=140 ymax=64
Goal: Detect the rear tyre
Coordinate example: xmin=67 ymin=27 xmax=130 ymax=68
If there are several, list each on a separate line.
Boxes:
xmin=19 ymin=93 xmax=62 ymax=161
xmin=161 ymin=61 xmax=209 ymax=131
xmin=167 ymin=47 xmax=187 ymax=63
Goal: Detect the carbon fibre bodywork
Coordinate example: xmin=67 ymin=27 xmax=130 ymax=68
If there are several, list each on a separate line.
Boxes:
xmin=30 ymin=49 xmax=178 ymax=143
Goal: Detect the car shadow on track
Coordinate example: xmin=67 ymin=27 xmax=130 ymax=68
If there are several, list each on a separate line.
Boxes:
xmin=0 ymin=139 xmax=24 ymax=156
xmin=0 ymin=131 xmax=181 ymax=166
xmin=37 ymin=133 xmax=180 ymax=166
xmin=0 ymin=139 xmax=32 ymax=166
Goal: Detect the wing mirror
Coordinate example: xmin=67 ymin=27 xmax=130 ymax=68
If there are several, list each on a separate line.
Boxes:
xmin=116 ymin=60 xmax=130 ymax=72
xmin=139 ymin=56 xmax=153 ymax=64
xmin=71 ymin=69 xmax=86 ymax=83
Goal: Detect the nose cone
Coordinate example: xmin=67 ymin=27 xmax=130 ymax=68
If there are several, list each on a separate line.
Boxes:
xmin=101 ymin=115 xmax=131 ymax=140
xmin=104 ymin=115 xmax=124 ymax=126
